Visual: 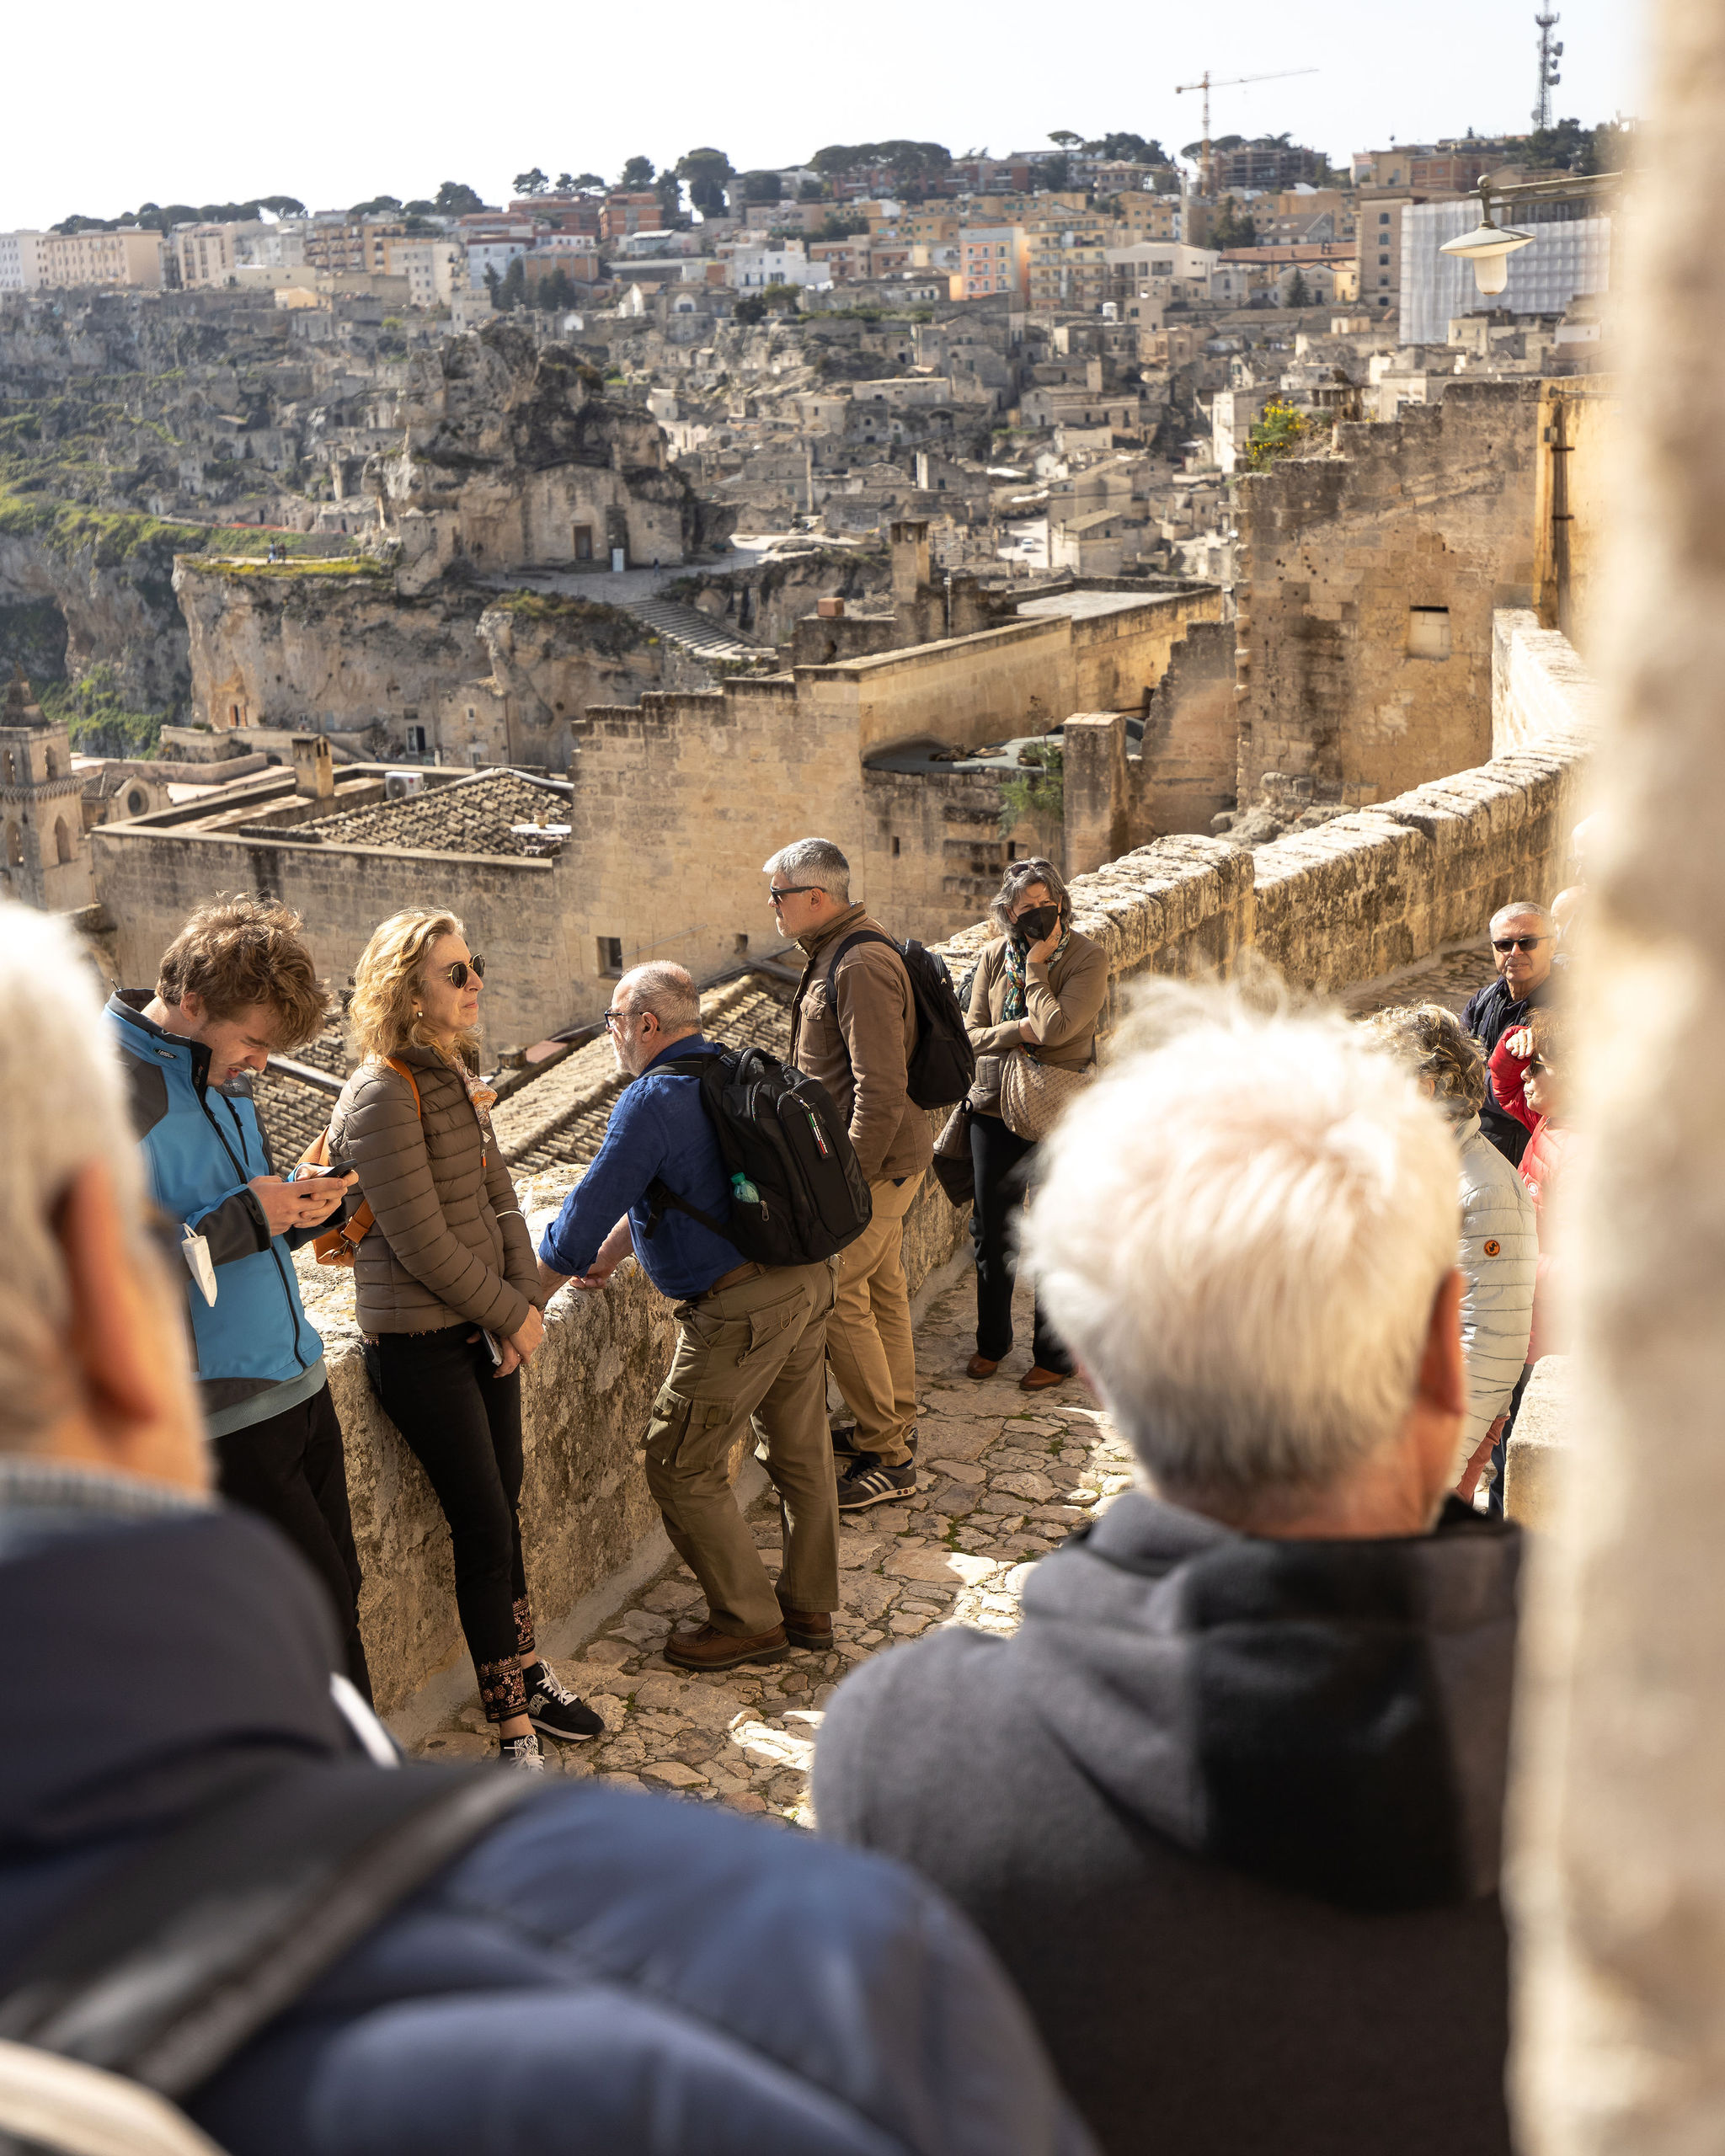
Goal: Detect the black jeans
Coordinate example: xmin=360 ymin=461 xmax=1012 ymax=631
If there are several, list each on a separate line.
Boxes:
xmin=371 ymin=1326 xmax=531 ymax=1723
xmin=969 ymin=1112 xmax=1071 ymax=1374
xmin=213 ymin=1380 xmax=371 ymax=1705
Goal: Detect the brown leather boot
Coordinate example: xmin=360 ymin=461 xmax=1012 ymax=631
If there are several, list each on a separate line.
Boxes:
xmin=1019 ymin=1365 xmax=1070 ymax=1392
xmin=966 ymin=1353 xmax=999 ymax=1380
xmin=776 ymin=1597 xmax=834 ymax=1651
xmin=663 ymin=1622 xmax=788 ymax=1671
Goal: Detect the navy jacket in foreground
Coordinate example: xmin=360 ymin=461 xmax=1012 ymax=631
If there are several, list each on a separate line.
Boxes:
xmin=0 ymin=1489 xmax=1093 ymax=2156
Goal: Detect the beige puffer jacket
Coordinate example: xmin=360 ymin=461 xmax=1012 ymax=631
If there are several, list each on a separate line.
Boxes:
xmin=330 ymin=1045 xmax=540 ymax=1337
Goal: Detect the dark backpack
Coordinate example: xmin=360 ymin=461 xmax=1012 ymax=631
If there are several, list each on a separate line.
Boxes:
xmin=644 ymin=1048 xmax=872 ymax=1268
xmin=817 ymin=931 xmax=976 ymax=1111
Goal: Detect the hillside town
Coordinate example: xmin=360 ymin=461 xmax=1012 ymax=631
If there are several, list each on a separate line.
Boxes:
xmin=14 ymin=15 xmax=1725 ymax=2153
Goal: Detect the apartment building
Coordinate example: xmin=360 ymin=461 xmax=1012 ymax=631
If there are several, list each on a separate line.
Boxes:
xmin=1110 ymin=193 xmax=1183 ymax=244
xmin=302 ymin=217 xmax=405 ymax=275
xmin=0 ymin=232 xmax=46 ymax=291
xmin=389 ymin=240 xmax=466 ymax=307
xmin=174 ymin=221 xmax=268 ymax=289
xmin=26 ymin=228 xmax=164 ymax=290
xmin=1027 ymin=226 xmax=1110 ymax=312
xmin=957 ymin=225 xmax=1027 ymax=301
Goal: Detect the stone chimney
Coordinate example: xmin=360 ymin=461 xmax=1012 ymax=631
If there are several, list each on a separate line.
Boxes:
xmin=291 ymin=734 xmax=335 ymax=800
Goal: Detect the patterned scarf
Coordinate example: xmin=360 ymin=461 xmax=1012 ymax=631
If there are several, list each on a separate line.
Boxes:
xmin=1001 ymin=926 xmax=1071 ymax=1024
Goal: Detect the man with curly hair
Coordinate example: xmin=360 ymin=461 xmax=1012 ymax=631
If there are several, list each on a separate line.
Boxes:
xmin=105 ymin=894 xmax=371 ymax=1700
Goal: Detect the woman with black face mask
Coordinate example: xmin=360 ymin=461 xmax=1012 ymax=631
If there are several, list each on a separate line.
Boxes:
xmin=961 ymin=858 xmax=1108 ymax=1391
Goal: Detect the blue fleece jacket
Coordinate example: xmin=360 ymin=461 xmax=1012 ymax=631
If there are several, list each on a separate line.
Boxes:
xmin=106 ymin=994 xmax=324 ymax=1434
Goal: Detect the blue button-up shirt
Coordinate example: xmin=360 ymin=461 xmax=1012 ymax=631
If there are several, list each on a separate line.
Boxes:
xmin=539 ymin=1038 xmax=744 ymax=1301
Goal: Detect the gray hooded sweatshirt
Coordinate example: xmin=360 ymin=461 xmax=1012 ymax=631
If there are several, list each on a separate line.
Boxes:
xmin=814 ymin=1488 xmax=1520 ymax=2156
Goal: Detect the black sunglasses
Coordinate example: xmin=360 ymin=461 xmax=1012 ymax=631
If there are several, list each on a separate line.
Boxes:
xmin=768 ymin=884 xmax=817 ymax=904
xmin=435 ymin=955 xmax=485 ymax=987
xmin=1492 ymin=935 xmax=1547 ymax=953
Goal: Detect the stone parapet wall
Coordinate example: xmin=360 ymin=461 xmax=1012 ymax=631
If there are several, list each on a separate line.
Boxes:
xmin=326 ymin=610 xmax=1596 ymax=1717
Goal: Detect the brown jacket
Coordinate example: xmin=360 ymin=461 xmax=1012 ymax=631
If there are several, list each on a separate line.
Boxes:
xmin=330 ymin=1045 xmax=541 ymax=1337
xmin=966 ymin=930 xmax=1108 ymax=1074
xmin=790 ymin=904 xmax=934 ymax=1185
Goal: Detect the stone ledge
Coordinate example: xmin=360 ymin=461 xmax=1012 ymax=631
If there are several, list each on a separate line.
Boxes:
xmin=1506 ymin=1356 xmax=1570 ymax=1529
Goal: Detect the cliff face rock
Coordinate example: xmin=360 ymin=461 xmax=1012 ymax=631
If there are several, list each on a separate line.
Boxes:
xmin=174 ymin=557 xmax=487 ymax=745
xmin=371 ymin=323 xmax=718 ymax=583
xmin=470 ymin=593 xmax=681 ymax=769
xmin=0 ymin=520 xmax=201 ymax=714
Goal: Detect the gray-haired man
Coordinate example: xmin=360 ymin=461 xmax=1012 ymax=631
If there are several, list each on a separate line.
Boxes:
xmin=1461 ymin=899 xmax=1557 ymax=1166
xmin=816 ymin=989 xmax=1518 ymax=2156
xmin=766 ymin=838 xmax=932 ymax=1513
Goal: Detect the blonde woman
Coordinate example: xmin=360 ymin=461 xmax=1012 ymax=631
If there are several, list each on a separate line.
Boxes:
xmin=330 ymin=910 xmax=601 ymax=1769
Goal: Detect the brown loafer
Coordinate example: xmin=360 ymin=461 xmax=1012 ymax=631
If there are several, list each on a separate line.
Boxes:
xmin=1019 ymin=1365 xmax=1070 ymax=1392
xmin=663 ymin=1622 xmax=788 ymax=1671
xmin=966 ymin=1354 xmax=999 ymax=1380
xmin=776 ymin=1597 xmax=834 ymax=1650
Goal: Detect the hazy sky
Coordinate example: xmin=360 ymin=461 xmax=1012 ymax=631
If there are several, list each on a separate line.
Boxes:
xmin=4 ymin=0 xmax=1644 ymax=230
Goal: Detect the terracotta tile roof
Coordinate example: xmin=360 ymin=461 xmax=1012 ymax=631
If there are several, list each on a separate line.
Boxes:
xmin=302 ymin=770 xmax=573 ymax=859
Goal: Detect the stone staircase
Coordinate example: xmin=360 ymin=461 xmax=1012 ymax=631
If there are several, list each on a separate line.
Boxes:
xmin=617 ymin=596 xmax=776 ymax=664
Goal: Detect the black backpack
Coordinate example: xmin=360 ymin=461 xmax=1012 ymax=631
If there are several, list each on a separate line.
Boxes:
xmin=816 ymin=931 xmax=976 ymax=1111
xmin=644 ymin=1048 xmax=872 ymax=1268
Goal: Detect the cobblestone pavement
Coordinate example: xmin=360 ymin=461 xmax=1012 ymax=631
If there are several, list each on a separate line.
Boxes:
xmin=414 ymin=1268 xmax=1135 ymax=1823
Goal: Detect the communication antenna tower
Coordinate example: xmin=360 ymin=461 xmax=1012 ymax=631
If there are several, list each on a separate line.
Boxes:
xmin=1534 ymin=13 xmax=1563 ymax=133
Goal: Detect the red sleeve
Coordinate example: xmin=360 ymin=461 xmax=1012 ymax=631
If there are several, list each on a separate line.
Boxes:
xmin=1489 ymin=1034 xmax=1538 ymax=1134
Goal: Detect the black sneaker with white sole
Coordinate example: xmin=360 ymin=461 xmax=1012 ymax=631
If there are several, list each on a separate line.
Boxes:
xmin=522 ymin=1661 xmax=606 ymax=1742
xmin=836 ymin=1455 xmax=918 ymax=1512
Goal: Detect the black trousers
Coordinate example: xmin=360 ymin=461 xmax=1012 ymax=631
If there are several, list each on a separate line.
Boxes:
xmin=969 ymin=1112 xmax=1071 ymax=1375
xmin=213 ymin=1380 xmax=372 ymax=1705
xmin=371 ymin=1326 xmax=531 ymax=1723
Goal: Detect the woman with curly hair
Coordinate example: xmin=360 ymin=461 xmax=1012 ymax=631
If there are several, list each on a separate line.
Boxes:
xmin=330 ymin=910 xmax=601 ymax=1769
xmin=1365 ymin=1001 xmax=1536 ymax=1504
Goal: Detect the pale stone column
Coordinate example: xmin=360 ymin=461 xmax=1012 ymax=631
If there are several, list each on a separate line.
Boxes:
xmin=1509 ymin=3 xmax=1725 ymax=2148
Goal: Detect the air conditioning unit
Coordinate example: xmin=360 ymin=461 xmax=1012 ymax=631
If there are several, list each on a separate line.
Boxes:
xmin=386 ymin=771 xmax=425 ymax=801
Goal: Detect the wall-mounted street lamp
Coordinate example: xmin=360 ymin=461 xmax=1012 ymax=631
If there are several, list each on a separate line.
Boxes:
xmin=1439 ymin=168 xmax=1621 ymax=296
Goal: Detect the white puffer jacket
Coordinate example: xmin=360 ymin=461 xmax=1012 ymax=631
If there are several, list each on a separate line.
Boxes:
xmin=1454 ymin=1113 xmax=1538 ymax=1472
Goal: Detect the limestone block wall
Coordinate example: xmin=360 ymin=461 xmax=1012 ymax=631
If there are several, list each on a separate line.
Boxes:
xmin=862 ymin=765 xmax=1014 ymax=946
xmin=1493 ymin=606 xmax=1606 ymax=759
xmin=805 ymin=586 xmax=1226 ymax=761
xmin=1069 ymin=588 xmax=1225 ymax=713
xmin=89 ymin=824 xmax=579 ymax=1047
xmin=1132 ymin=617 xmax=1241 ymax=839
xmin=1235 ymin=380 xmax=1543 ymax=808
xmin=563 ymin=681 xmax=854 ymax=1016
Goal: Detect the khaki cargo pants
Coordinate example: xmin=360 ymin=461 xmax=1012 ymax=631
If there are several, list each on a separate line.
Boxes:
xmin=643 ymin=1257 xmax=840 ymax=1638
xmin=826 ymin=1171 xmax=923 ymax=1467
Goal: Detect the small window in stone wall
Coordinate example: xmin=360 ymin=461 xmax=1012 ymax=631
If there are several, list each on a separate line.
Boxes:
xmin=1408 ymin=606 xmax=1451 ymax=660
xmin=599 ymin=936 xmax=623 ymax=976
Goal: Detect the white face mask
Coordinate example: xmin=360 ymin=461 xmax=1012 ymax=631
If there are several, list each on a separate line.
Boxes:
xmin=181 ymin=1222 xmax=217 ymax=1307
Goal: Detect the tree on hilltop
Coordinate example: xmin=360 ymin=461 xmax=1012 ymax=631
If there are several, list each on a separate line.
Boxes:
xmin=434 ymin=181 xmax=485 ymax=214
xmin=619 ymin=155 xmax=656 ymax=189
xmin=513 ymin=168 xmax=551 ymax=196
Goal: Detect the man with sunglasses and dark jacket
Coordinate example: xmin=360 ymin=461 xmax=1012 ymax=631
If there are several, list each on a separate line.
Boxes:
xmin=106 ymin=894 xmax=370 ymax=1700
xmin=1461 ymin=900 xmax=1557 ymax=1168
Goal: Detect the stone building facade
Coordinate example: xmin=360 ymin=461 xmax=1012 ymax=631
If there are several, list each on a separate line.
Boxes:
xmin=0 ymin=668 xmax=93 ymax=911
xmin=1234 ymin=379 xmax=1545 ymax=807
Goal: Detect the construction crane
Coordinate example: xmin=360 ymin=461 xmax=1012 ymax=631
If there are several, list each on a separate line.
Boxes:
xmin=1175 ymin=68 xmax=1320 ymax=196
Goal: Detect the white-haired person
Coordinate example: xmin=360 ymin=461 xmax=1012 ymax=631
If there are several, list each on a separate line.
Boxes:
xmin=814 ymin=986 xmax=1519 ymax=2156
xmin=1365 ymin=1001 xmax=1536 ymax=1506
xmin=329 ymin=910 xmax=601 ymax=1768
xmin=0 ymin=900 xmax=1098 ymax=2156
xmin=1462 ymin=897 xmax=1557 ymax=1166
